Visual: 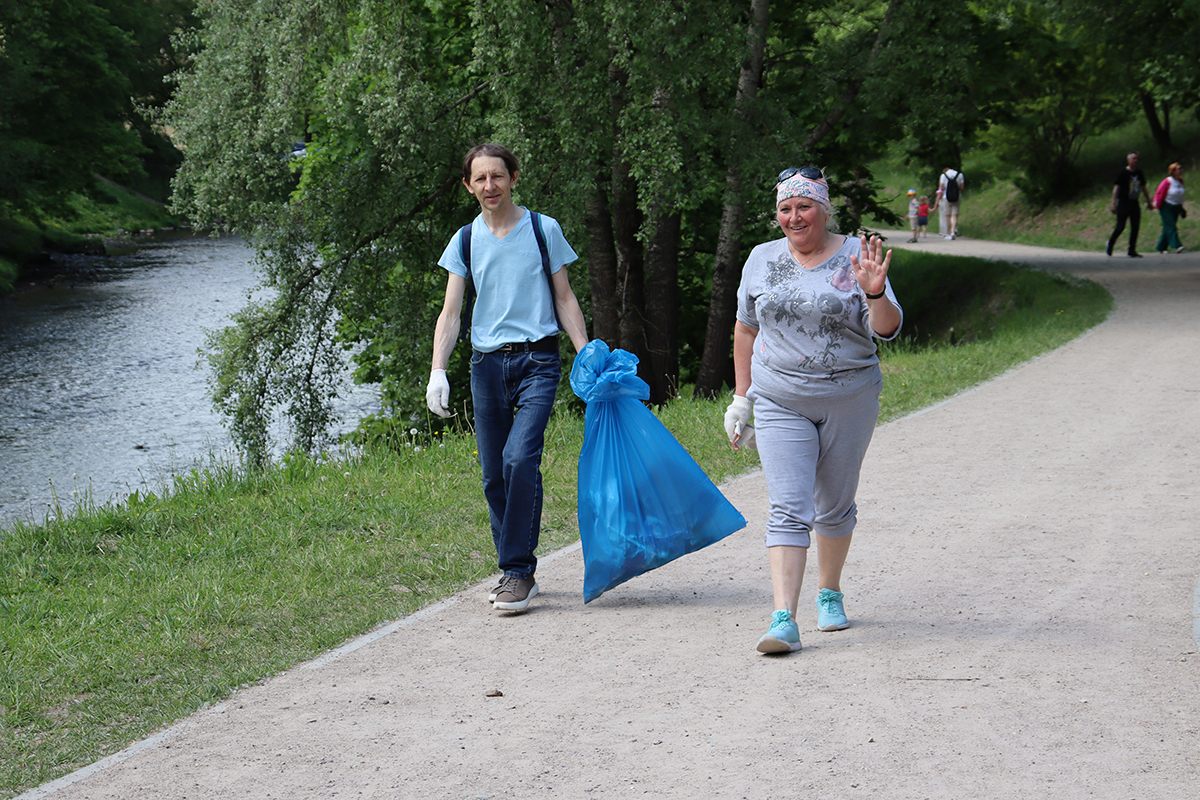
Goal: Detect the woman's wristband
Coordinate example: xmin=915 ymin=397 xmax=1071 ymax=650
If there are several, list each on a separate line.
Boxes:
xmin=865 ymin=289 xmax=886 ymax=300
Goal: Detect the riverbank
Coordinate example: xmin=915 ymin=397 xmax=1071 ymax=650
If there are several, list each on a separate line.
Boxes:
xmin=0 ymin=178 xmax=186 ymax=297
xmin=1 ymin=226 xmax=196 ymax=302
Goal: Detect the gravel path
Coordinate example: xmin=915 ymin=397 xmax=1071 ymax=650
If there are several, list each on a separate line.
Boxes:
xmin=18 ymin=234 xmax=1200 ymax=800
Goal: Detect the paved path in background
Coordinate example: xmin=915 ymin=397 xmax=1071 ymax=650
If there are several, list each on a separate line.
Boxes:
xmin=17 ymin=235 xmax=1200 ymax=799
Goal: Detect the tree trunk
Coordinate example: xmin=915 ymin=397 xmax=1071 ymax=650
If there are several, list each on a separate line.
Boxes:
xmin=584 ymin=174 xmax=620 ymax=344
xmin=644 ymin=209 xmax=681 ymax=404
xmin=611 ymin=156 xmax=646 ymax=369
xmin=607 ymin=61 xmax=648 ymax=372
xmin=1139 ymin=89 xmax=1172 ymax=156
xmin=694 ymin=0 xmax=769 ymax=399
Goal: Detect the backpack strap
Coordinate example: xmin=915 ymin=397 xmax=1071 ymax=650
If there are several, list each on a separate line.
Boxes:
xmin=458 ymin=222 xmax=474 ymax=342
xmin=530 ymin=211 xmax=562 ymax=333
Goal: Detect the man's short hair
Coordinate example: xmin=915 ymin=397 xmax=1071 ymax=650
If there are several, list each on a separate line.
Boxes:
xmin=462 ymin=143 xmax=519 ymax=181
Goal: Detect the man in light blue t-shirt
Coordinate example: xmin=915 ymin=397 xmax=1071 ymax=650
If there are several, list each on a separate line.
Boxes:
xmin=426 ymin=143 xmax=589 ymax=614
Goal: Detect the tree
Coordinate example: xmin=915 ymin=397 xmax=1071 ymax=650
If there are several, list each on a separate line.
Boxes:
xmin=169 ymin=0 xmax=985 ymax=461
xmin=474 ymin=0 xmax=750 ymax=403
xmin=1067 ymin=0 xmax=1200 ymax=156
xmin=167 ymin=0 xmax=487 ymax=464
xmin=480 ymin=0 xmax=923 ymax=401
xmin=100 ymin=0 xmax=198 ymax=199
xmin=978 ymin=2 xmax=1128 ymax=206
xmin=694 ymin=0 xmax=924 ymax=397
xmin=693 ymin=0 xmax=769 ymax=400
xmin=0 ymin=0 xmax=145 ymax=215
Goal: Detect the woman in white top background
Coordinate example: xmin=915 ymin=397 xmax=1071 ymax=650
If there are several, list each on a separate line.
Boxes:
xmin=1153 ymin=162 xmax=1186 ymax=254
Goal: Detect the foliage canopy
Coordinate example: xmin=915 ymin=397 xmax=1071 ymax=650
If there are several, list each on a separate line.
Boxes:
xmin=162 ymin=0 xmax=1198 ymax=462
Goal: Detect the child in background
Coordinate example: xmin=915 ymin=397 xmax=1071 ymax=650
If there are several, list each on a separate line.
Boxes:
xmin=917 ymin=195 xmax=930 ymax=239
xmin=906 ymin=189 xmax=919 ymax=243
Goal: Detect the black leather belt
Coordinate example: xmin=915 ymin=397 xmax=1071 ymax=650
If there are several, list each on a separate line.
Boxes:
xmin=494 ymin=336 xmax=559 ymax=353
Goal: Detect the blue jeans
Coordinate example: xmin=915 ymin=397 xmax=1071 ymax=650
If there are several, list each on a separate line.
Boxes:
xmin=470 ymin=348 xmax=561 ymax=579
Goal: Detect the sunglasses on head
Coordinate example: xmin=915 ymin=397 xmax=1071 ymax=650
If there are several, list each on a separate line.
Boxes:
xmin=777 ymin=166 xmax=823 ymax=184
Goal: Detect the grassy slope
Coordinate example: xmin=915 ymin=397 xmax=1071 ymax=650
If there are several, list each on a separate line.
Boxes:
xmin=0 ymin=180 xmax=184 ymax=292
xmin=871 ymin=118 xmax=1200 ymax=252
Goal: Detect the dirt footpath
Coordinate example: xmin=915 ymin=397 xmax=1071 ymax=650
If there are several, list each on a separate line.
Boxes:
xmin=19 ymin=235 xmax=1200 ymax=799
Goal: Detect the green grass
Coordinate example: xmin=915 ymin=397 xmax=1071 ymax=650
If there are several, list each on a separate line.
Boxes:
xmin=50 ymin=179 xmax=182 ymax=237
xmin=878 ymin=250 xmax=1112 ymax=420
xmin=0 ymin=258 xmax=16 ymax=295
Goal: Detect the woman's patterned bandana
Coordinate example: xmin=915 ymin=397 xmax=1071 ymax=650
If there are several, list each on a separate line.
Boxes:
xmin=776 ymin=174 xmax=831 ymax=212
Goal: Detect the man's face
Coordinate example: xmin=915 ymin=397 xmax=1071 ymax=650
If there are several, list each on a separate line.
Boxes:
xmin=1127 ymin=153 xmax=1139 ymax=169
xmin=463 ymin=156 xmax=517 ymax=212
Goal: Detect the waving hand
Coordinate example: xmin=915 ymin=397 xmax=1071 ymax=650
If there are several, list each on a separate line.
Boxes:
xmin=848 ymin=234 xmax=892 ymax=298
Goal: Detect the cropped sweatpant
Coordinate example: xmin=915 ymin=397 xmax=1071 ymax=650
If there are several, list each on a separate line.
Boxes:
xmin=750 ymin=380 xmax=881 ymax=549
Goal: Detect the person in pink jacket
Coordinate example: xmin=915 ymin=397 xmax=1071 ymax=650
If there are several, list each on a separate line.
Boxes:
xmin=1152 ymin=162 xmax=1186 ymax=254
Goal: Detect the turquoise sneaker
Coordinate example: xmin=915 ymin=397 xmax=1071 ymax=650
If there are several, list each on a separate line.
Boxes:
xmin=756 ymin=609 xmax=802 ymax=653
xmin=816 ymin=588 xmax=849 ymax=631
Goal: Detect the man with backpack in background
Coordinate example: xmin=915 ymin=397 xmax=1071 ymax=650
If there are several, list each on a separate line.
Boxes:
xmin=426 ymin=143 xmax=589 ymax=614
xmin=939 ymin=166 xmax=965 ymax=239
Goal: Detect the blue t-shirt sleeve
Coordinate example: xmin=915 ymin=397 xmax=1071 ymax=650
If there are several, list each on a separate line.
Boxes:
xmin=539 ymin=215 xmax=579 ymax=274
xmin=437 ymin=227 xmax=468 ymax=278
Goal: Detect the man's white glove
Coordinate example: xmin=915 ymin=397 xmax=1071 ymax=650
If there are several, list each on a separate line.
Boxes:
xmin=723 ymin=395 xmax=752 ymax=448
xmin=426 ymin=369 xmax=451 ymax=418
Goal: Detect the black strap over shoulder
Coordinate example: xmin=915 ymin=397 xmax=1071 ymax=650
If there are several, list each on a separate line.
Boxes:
xmin=458 ymin=211 xmax=561 ymax=342
xmin=459 ymin=221 xmax=474 ymax=342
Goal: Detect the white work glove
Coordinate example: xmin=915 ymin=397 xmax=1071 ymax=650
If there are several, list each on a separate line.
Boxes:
xmin=723 ymin=395 xmax=752 ymax=449
xmin=426 ymin=369 xmax=451 ymax=418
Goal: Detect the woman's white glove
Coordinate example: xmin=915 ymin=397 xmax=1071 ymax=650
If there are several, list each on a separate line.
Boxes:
xmin=426 ymin=369 xmax=451 ymax=418
xmin=723 ymin=395 xmax=752 ymax=447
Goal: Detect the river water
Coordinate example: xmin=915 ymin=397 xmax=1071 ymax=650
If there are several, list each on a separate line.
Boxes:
xmin=0 ymin=234 xmax=378 ymax=530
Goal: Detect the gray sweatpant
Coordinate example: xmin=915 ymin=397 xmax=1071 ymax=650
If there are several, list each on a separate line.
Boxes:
xmin=750 ymin=380 xmax=881 ymax=548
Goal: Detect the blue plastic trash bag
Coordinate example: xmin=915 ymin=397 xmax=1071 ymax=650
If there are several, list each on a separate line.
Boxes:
xmin=570 ymin=340 xmax=746 ymax=603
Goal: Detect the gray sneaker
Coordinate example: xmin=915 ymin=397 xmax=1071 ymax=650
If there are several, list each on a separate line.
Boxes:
xmin=492 ymin=575 xmax=538 ymax=612
xmin=487 ymin=581 xmax=505 ymax=603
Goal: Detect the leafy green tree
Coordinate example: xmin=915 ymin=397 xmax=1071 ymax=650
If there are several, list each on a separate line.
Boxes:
xmin=0 ymin=0 xmax=144 ymax=214
xmin=695 ymin=0 xmax=925 ymax=396
xmin=1062 ymin=0 xmax=1200 ymax=156
xmin=475 ymin=0 xmax=750 ymax=402
xmin=878 ymin=3 xmax=999 ymax=182
xmin=170 ymin=0 xmax=985 ymax=460
xmin=168 ymin=0 xmax=486 ymax=464
xmin=480 ymin=0 xmax=925 ymax=400
xmin=100 ymin=0 xmax=198 ymax=199
xmin=977 ymin=2 xmax=1129 ymax=206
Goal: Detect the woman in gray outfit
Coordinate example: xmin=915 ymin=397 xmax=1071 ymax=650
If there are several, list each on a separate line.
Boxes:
xmin=724 ymin=167 xmax=903 ymax=654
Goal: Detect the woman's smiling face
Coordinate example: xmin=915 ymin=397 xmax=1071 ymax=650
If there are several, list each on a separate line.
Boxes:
xmin=777 ymin=196 xmax=827 ymax=255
